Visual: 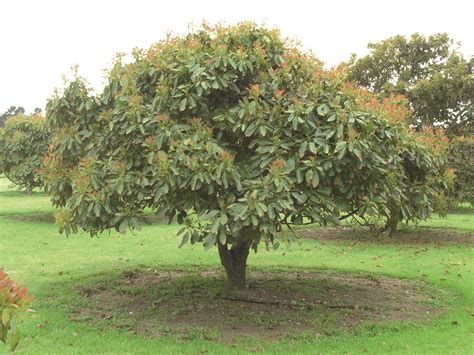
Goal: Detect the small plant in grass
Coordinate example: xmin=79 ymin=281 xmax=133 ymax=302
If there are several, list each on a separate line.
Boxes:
xmin=0 ymin=268 xmax=33 ymax=352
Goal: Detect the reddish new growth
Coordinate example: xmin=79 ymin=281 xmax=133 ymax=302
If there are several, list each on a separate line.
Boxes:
xmin=269 ymin=159 xmax=286 ymax=174
xmin=248 ymin=84 xmax=262 ymax=98
xmin=143 ymin=136 xmax=157 ymax=150
xmin=219 ymin=150 xmax=235 ymax=166
xmin=326 ymin=64 xmax=348 ymax=79
xmin=342 ymin=83 xmax=411 ymax=125
xmin=190 ymin=117 xmax=203 ymax=125
xmin=273 ymin=89 xmax=285 ymax=100
xmin=0 ymin=269 xmax=32 ymax=306
xmin=154 ymin=114 xmax=170 ymax=123
xmin=417 ymin=127 xmax=449 ymax=154
xmin=74 ymin=175 xmax=91 ymax=193
xmin=79 ymin=156 xmax=97 ymax=170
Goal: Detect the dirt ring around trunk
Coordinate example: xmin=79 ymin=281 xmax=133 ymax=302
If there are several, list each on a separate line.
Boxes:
xmin=71 ymin=268 xmax=451 ymax=341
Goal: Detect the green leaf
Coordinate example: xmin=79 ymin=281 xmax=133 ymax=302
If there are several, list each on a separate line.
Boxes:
xmin=9 ymin=329 xmax=20 ymax=352
xmin=179 ymin=98 xmax=187 ymax=111
xmin=312 ymin=172 xmax=320 ymax=188
xmin=299 ymin=141 xmax=308 ymax=157
xmin=219 ymin=232 xmax=227 ymax=245
xmin=292 ymin=192 xmax=307 ymax=204
xmin=203 ymin=234 xmax=216 ymax=250
xmin=317 ymin=104 xmax=329 ymax=116
xmin=353 ymin=148 xmax=363 ymax=161
xmin=118 ymin=219 xmax=128 ymax=234
xmin=1 ymin=308 xmax=11 ymax=327
xmin=220 ymin=214 xmax=228 ymax=225
xmin=336 ymin=124 xmax=344 ymax=138
xmin=335 ymin=141 xmax=347 ymax=153
xmin=201 ymin=210 xmax=220 ymax=220
xmin=0 ymin=325 xmax=7 ymax=344
xmin=178 ymin=231 xmax=190 ymax=248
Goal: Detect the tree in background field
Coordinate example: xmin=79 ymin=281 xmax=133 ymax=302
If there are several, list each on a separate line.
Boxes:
xmin=0 ymin=107 xmax=42 ymax=127
xmin=448 ymin=136 xmax=474 ymax=205
xmin=0 ymin=106 xmax=25 ymax=127
xmin=339 ymin=86 xmax=450 ymax=234
xmin=348 ymin=33 xmax=473 ymax=135
xmin=42 ymin=23 xmax=447 ymax=289
xmin=0 ymin=113 xmax=50 ymax=193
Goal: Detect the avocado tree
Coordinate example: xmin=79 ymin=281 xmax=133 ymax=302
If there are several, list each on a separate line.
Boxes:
xmin=0 ymin=106 xmax=25 ymax=127
xmin=348 ymin=33 xmax=473 ymax=135
xmin=449 ymin=135 xmax=474 ymax=204
xmin=337 ymin=87 xmax=449 ymax=234
xmin=384 ymin=127 xmax=450 ymax=234
xmin=0 ymin=113 xmax=50 ymax=193
xmin=43 ymin=24 xmax=443 ymax=288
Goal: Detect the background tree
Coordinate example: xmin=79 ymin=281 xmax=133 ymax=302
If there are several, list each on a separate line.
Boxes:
xmin=339 ymin=86 xmax=449 ymax=234
xmin=348 ymin=33 xmax=473 ymax=135
xmin=448 ymin=135 xmax=474 ymax=204
xmin=0 ymin=106 xmax=25 ymax=127
xmin=0 ymin=113 xmax=50 ymax=193
xmin=0 ymin=107 xmax=42 ymax=127
xmin=43 ymin=23 xmax=446 ymax=289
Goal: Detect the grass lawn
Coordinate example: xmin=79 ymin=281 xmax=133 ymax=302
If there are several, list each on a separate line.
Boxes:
xmin=1 ymin=176 xmax=473 ymax=354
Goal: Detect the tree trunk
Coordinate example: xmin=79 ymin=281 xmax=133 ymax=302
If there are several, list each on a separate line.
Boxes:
xmin=385 ymin=201 xmax=400 ymax=236
xmin=385 ymin=214 xmax=398 ymax=236
xmin=218 ymin=240 xmax=251 ymax=290
xmin=25 ymin=186 xmax=33 ymax=195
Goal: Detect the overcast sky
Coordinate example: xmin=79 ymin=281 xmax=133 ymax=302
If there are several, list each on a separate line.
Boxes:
xmin=1 ymin=0 xmax=472 ymax=113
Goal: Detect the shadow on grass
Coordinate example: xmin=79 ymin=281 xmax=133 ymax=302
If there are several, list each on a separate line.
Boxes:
xmin=59 ymin=266 xmax=449 ymax=342
xmin=4 ymin=212 xmax=168 ymax=225
xmin=298 ymin=227 xmax=474 ymax=246
xmin=0 ymin=189 xmax=45 ymax=197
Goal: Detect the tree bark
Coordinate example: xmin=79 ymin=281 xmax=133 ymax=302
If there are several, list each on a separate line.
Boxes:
xmin=385 ymin=214 xmax=398 ymax=236
xmin=25 ymin=186 xmax=33 ymax=195
xmin=385 ymin=201 xmax=400 ymax=236
xmin=218 ymin=239 xmax=251 ymax=290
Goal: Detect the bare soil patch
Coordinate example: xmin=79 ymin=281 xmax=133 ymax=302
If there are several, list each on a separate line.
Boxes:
xmin=298 ymin=227 xmax=474 ymax=246
xmin=70 ymin=268 xmax=447 ymax=341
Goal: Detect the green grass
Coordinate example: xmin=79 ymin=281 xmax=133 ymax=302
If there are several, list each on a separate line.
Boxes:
xmin=1 ymin=176 xmax=473 ymax=354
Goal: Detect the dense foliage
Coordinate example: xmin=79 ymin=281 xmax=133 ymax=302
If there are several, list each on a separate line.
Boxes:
xmin=348 ymin=33 xmax=473 ymax=135
xmin=0 ymin=269 xmax=32 ymax=352
xmin=449 ymin=136 xmax=474 ymax=204
xmin=0 ymin=113 xmax=50 ymax=192
xmin=338 ymin=89 xmax=450 ymax=234
xmin=43 ymin=23 xmax=447 ymax=288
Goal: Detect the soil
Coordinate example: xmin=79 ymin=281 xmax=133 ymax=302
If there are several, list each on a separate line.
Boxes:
xmin=71 ymin=268 xmax=448 ymax=341
xmin=298 ymin=227 xmax=474 ymax=246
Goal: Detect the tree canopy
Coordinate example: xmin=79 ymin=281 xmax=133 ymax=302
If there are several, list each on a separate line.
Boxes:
xmin=348 ymin=33 xmax=473 ymax=135
xmin=43 ymin=23 xmax=447 ymax=288
xmin=0 ymin=106 xmax=25 ymax=127
xmin=449 ymin=135 xmax=474 ymax=204
xmin=0 ymin=113 xmax=50 ymax=192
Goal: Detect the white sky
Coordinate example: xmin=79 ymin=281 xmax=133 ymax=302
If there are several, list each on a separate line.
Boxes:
xmin=0 ymin=0 xmax=472 ymax=113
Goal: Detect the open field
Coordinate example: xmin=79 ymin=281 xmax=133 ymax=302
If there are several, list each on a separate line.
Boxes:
xmin=1 ymin=176 xmax=473 ymax=354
